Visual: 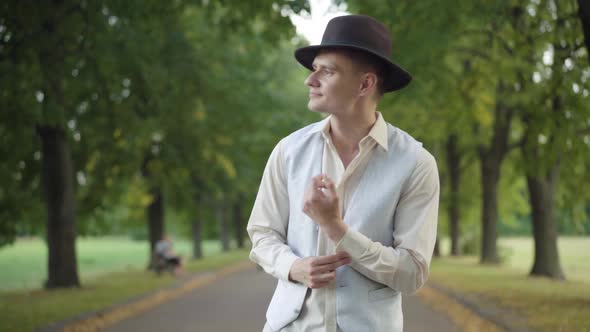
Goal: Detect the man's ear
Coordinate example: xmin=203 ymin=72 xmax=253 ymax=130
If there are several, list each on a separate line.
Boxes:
xmin=359 ymin=72 xmax=378 ymax=97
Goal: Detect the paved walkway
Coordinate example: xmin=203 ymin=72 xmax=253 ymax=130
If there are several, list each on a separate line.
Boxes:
xmin=103 ymin=265 xmax=459 ymax=332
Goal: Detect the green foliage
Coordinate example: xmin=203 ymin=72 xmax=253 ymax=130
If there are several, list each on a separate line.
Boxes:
xmin=0 ymin=0 xmax=315 ymax=245
xmin=2 ymin=0 xmax=588 ymax=286
xmin=344 ymin=0 xmax=590 ymax=252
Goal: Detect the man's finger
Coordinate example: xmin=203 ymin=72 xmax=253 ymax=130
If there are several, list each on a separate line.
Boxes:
xmin=310 ymin=271 xmax=336 ymax=283
xmin=312 ymin=176 xmax=326 ymax=190
xmin=323 ymin=177 xmax=337 ymax=194
xmin=334 ymin=250 xmax=351 ymax=259
xmin=312 ymin=253 xmax=344 ymax=266
xmin=311 ymin=257 xmax=352 ymax=274
xmin=311 ymin=174 xmax=334 ymax=188
xmin=312 ymin=252 xmax=351 ymax=266
xmin=311 ymin=174 xmax=322 ymax=184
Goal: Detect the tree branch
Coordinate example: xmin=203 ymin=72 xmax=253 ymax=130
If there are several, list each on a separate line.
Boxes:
xmin=453 ymin=47 xmax=491 ymax=61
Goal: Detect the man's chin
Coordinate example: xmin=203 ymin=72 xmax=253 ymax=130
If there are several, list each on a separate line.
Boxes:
xmin=307 ymin=101 xmax=325 ymax=113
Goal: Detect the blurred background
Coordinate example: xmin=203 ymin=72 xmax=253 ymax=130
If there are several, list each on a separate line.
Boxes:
xmin=0 ymin=0 xmax=589 ymax=331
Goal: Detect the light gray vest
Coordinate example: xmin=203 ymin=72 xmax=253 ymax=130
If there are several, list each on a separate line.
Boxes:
xmin=266 ymin=118 xmax=422 ymax=332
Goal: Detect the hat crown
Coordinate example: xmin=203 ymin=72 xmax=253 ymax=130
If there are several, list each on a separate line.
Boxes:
xmin=321 ymin=15 xmax=392 ymax=59
xmin=294 ymin=14 xmax=412 ymax=92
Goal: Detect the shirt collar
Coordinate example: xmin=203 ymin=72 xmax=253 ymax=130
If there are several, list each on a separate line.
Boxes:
xmin=319 ymin=112 xmax=389 ymax=151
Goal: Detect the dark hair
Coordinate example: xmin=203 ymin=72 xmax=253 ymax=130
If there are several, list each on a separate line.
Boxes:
xmin=337 ymin=48 xmax=388 ymax=97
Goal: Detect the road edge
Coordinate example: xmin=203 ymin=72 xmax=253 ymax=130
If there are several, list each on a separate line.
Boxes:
xmin=38 ymin=260 xmax=254 ymax=332
xmin=418 ymin=282 xmax=539 ymax=332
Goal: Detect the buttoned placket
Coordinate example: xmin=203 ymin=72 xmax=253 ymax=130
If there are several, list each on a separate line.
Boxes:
xmin=318 ymin=133 xmax=377 ymax=332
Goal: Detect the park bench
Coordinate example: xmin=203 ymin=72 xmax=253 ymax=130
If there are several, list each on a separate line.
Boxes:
xmin=151 ymin=251 xmax=177 ymax=275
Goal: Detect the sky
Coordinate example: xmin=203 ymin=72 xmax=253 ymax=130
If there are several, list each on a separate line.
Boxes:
xmin=289 ymin=0 xmax=349 ymax=45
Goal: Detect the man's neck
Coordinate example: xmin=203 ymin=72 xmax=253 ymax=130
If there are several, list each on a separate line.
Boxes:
xmin=329 ymin=108 xmax=378 ymax=156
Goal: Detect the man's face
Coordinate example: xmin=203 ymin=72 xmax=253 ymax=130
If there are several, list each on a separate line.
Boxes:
xmin=305 ymin=50 xmax=365 ymax=114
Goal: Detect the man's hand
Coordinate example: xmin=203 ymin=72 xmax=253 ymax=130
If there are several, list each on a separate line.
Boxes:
xmin=303 ymin=174 xmax=347 ymax=241
xmin=289 ymin=252 xmax=352 ymax=288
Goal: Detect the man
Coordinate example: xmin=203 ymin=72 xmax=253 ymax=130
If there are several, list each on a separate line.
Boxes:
xmin=154 ymin=234 xmax=184 ymax=276
xmin=247 ymin=15 xmax=439 ymax=332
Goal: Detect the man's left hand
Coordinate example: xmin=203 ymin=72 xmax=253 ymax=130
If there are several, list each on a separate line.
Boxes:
xmin=303 ymin=174 xmax=348 ymax=242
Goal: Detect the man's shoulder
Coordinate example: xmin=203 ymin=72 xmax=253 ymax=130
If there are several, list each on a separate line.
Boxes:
xmin=415 ymin=145 xmax=437 ymax=168
xmin=385 ymin=123 xmax=422 ymax=152
xmin=281 ymin=117 xmax=328 ymax=146
xmin=385 ymin=123 xmax=437 ymax=168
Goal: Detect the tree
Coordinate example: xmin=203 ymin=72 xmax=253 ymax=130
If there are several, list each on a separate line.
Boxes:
xmin=0 ymin=0 xmax=199 ymax=288
xmin=578 ymin=0 xmax=590 ymax=63
xmin=514 ymin=0 xmax=589 ymax=279
xmin=336 ymin=1 xmax=589 ymax=271
xmin=344 ymin=0 xmax=513 ymax=261
xmin=139 ymin=0 xmax=311 ymax=260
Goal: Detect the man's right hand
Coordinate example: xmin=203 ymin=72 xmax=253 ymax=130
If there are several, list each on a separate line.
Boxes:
xmin=288 ymin=251 xmax=352 ymax=288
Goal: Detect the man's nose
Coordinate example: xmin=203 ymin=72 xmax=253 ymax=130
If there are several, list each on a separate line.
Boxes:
xmin=305 ymin=71 xmax=319 ymax=87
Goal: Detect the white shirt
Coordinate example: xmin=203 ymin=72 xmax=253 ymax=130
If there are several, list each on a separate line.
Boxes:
xmin=249 ymin=112 xmax=439 ymax=332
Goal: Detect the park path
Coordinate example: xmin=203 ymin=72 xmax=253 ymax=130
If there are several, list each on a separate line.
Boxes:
xmin=103 ymin=264 xmax=460 ymax=332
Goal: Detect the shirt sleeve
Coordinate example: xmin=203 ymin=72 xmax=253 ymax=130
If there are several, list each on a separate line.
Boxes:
xmin=335 ymin=147 xmax=440 ymax=294
xmin=247 ymin=139 xmax=300 ymax=282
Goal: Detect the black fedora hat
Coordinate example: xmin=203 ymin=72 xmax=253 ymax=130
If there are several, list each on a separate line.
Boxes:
xmin=294 ymin=15 xmax=412 ymax=92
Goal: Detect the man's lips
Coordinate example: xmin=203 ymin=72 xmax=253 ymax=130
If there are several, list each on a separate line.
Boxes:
xmin=309 ymin=92 xmax=322 ymax=97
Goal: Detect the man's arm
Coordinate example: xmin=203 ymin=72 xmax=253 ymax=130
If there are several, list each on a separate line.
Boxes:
xmin=307 ymin=148 xmax=439 ymax=294
xmin=248 ymin=140 xmax=353 ymax=288
xmin=246 ymin=139 xmax=300 ymax=282
xmin=336 ymin=148 xmax=439 ymax=294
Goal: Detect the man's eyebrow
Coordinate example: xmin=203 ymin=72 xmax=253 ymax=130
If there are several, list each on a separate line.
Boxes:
xmin=312 ymin=62 xmax=338 ymax=70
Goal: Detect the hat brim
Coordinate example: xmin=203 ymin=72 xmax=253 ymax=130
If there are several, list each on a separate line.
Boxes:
xmin=294 ymin=44 xmax=412 ymax=92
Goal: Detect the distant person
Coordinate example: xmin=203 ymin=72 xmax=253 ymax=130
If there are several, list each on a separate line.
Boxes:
xmin=247 ymin=15 xmax=440 ymax=332
xmin=154 ymin=234 xmax=184 ymax=276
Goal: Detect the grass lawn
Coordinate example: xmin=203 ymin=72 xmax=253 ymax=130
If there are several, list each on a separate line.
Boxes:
xmin=499 ymin=237 xmax=590 ymax=282
xmin=2 ymin=236 xmax=588 ymax=332
xmin=0 ymin=237 xmax=226 ymax=290
xmin=0 ymin=248 xmax=250 ymax=332
xmin=431 ymin=236 xmax=590 ymax=332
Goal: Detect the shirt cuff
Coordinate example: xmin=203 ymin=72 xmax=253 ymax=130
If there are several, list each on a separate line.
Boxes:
xmin=335 ymin=228 xmax=373 ymax=260
xmin=276 ymin=251 xmax=300 ymax=282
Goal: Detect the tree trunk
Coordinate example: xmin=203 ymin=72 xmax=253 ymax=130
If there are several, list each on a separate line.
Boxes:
xmin=520 ymin=94 xmax=566 ymax=280
xmin=141 ymin=154 xmax=165 ymax=267
xmin=147 ymin=187 xmax=164 ymax=265
xmin=578 ymin=0 xmax=590 ymax=63
xmin=233 ymin=200 xmax=245 ymax=249
xmin=518 ymin=17 xmax=567 ymax=278
xmin=191 ymin=181 xmax=204 ymax=259
xmin=36 ymin=10 xmax=80 ymax=289
xmin=446 ymin=134 xmax=461 ymax=256
xmin=433 ymin=237 xmax=441 ymax=257
xmin=526 ymin=168 xmax=565 ymax=280
xmin=217 ymin=203 xmax=230 ymax=252
xmin=38 ymin=126 xmax=80 ymax=289
xmin=478 ymin=85 xmax=512 ymax=264
xmin=479 ymin=153 xmax=501 ymax=264
xmin=192 ymin=211 xmax=203 ymax=259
